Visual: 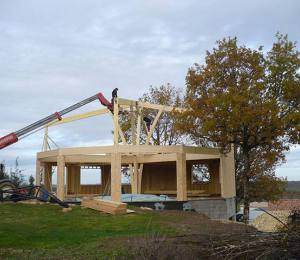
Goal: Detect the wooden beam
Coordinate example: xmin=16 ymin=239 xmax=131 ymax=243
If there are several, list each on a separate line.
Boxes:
xmin=183 ymin=146 xmax=220 ymax=155
xmin=118 ymin=98 xmax=136 ymax=107
xmin=186 ymin=154 xmax=220 ymax=160
xmin=47 ymin=108 xmax=109 ymax=127
xmin=118 ymin=144 xmax=181 ymax=154
xmin=137 ymin=153 xmax=176 ymax=163
xmin=138 ymin=101 xmax=184 ymax=112
xmin=111 ymin=151 xmax=121 ymax=201
xmin=118 ymin=125 xmax=126 ymax=144
xmin=58 ymin=146 xmax=113 ymax=156
xmin=110 ymin=113 xmax=126 ymax=144
xmin=37 ymin=150 xmax=58 ymax=159
xmin=57 ymin=155 xmax=65 ymax=200
xmin=145 ymin=109 xmax=163 ymax=144
xmin=42 ymin=126 xmax=49 ymax=151
xmin=65 ymin=155 xmax=111 ymax=163
xmin=176 ymin=152 xmax=187 ymax=201
xmin=118 ymin=98 xmax=185 ymax=112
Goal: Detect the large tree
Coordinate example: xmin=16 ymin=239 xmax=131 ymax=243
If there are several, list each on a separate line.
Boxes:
xmin=180 ymin=34 xmax=300 ymax=221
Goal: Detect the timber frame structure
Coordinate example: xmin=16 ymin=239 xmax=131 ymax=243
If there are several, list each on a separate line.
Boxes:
xmin=36 ymin=97 xmax=235 ymax=202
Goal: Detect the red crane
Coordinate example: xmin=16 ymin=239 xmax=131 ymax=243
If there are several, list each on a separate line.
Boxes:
xmin=0 ymin=92 xmax=113 ymax=150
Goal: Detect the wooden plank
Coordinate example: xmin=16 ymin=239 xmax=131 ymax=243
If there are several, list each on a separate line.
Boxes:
xmin=57 ymin=155 xmax=65 ymax=200
xmin=82 ymin=198 xmax=127 ymax=215
xmin=176 ymin=152 xmax=187 ymax=201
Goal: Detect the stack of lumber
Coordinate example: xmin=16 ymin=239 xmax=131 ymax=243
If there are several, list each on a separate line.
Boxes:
xmin=81 ymin=198 xmax=127 ymax=215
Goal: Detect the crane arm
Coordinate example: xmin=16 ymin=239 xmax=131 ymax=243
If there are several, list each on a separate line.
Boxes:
xmin=0 ymin=92 xmax=113 ymax=149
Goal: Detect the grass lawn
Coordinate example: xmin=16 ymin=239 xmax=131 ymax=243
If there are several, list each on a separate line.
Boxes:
xmin=0 ymin=203 xmax=176 ymax=259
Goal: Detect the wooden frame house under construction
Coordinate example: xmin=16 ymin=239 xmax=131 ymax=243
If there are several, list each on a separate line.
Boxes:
xmin=36 ymin=96 xmax=236 ymax=217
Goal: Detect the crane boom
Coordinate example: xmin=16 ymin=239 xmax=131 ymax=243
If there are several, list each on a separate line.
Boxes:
xmin=0 ymin=92 xmax=113 ymax=150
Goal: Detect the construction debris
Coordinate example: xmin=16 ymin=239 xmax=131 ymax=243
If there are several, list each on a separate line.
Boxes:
xmin=82 ymin=198 xmax=127 ymax=215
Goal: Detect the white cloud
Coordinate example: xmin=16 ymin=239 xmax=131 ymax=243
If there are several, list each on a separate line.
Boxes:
xmin=0 ymin=0 xmax=299 ymax=181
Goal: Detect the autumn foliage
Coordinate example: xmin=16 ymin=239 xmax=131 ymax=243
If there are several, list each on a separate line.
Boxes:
xmin=179 ymin=34 xmax=300 ymax=221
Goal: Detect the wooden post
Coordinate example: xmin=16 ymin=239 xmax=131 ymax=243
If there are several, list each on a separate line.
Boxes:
xmin=219 ymin=147 xmax=235 ymax=198
xmin=136 ymin=107 xmax=141 ymax=145
xmin=176 ymin=152 xmax=187 ymax=201
xmin=137 ymin=156 xmax=144 ymax=194
xmin=113 ymin=98 xmax=119 ymax=145
xmin=57 ymin=155 xmax=65 ymax=200
xmin=132 ymin=161 xmax=138 ymax=194
xmin=35 ymin=159 xmax=41 ymax=186
xmin=130 ymin=104 xmax=136 ymax=145
xmin=111 ymin=152 xmax=121 ymax=201
xmin=44 ymin=163 xmax=52 ymax=191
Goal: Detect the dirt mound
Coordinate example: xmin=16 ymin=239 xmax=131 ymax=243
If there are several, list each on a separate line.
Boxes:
xmin=252 ymin=210 xmax=289 ymax=232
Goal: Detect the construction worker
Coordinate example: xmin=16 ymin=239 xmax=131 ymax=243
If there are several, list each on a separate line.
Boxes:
xmin=111 ymin=88 xmax=118 ymax=103
xmin=143 ymin=116 xmax=152 ymax=131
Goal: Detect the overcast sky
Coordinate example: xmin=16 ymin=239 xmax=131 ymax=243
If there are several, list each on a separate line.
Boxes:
xmin=0 ymin=0 xmax=299 ymax=182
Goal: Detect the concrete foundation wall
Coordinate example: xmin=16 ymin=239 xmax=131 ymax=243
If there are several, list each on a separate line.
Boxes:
xmin=188 ymin=197 xmax=236 ymax=219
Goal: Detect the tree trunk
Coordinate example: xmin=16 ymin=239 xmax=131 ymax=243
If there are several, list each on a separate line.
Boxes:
xmin=243 ymin=175 xmax=250 ymax=224
xmin=242 ymin=148 xmax=251 ymax=224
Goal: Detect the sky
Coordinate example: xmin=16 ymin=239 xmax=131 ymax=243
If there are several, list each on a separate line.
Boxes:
xmin=0 ymin=0 xmax=299 ymax=182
